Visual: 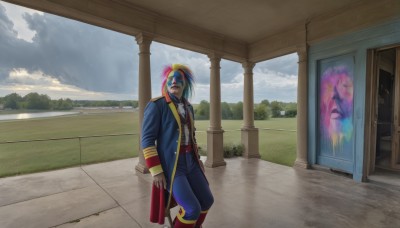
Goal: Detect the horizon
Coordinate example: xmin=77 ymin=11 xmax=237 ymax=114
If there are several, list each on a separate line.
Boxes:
xmin=0 ymin=91 xmax=297 ymax=105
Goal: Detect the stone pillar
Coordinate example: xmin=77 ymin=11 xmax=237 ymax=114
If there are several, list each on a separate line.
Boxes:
xmin=135 ymin=33 xmax=153 ymax=173
xmin=205 ymin=53 xmax=226 ymax=168
xmin=294 ymin=46 xmax=310 ymax=169
xmin=241 ymin=62 xmax=260 ymax=158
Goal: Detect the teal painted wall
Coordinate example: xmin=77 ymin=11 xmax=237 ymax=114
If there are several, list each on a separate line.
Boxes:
xmin=308 ymin=18 xmax=400 ymax=182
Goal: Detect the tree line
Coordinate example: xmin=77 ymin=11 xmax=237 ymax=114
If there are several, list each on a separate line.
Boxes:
xmin=194 ymin=99 xmax=297 ymax=120
xmin=0 ymin=93 xmax=296 ymax=119
xmin=0 ymin=93 xmax=138 ymax=110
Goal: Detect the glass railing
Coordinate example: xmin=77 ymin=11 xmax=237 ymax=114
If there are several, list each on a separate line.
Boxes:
xmin=0 ymin=127 xmax=297 ymax=178
xmin=259 ymin=128 xmax=297 ymax=166
xmin=0 ymin=133 xmax=138 ymax=178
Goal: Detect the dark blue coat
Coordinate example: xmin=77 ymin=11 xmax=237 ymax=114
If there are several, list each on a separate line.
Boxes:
xmin=141 ymin=94 xmax=203 ymax=209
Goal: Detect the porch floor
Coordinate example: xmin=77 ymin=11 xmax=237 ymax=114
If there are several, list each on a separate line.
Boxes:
xmin=1 ymin=157 xmax=400 ymax=228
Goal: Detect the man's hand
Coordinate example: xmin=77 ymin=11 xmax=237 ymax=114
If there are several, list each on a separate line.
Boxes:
xmin=153 ymin=172 xmax=166 ymax=189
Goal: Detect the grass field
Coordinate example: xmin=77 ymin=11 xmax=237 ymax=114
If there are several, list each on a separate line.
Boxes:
xmin=194 ymin=119 xmax=297 ymax=166
xmin=0 ymin=111 xmax=296 ymax=177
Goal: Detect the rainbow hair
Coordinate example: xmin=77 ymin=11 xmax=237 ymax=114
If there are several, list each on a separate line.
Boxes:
xmin=161 ymin=64 xmax=195 ymax=99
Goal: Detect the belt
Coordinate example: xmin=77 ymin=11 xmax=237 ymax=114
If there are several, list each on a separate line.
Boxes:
xmin=179 ymin=145 xmax=193 ymax=153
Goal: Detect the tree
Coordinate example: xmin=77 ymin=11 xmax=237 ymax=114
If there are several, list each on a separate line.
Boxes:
xmin=254 ymin=103 xmax=269 ymax=120
xmin=131 ymin=100 xmax=139 ymax=108
xmin=24 ymin=92 xmax=51 ymax=110
xmin=231 ymin=101 xmax=243 ymax=120
xmin=285 ymin=109 xmax=297 ymax=117
xmin=195 ymin=100 xmax=210 ymax=120
xmin=280 ymin=102 xmax=297 ymax=117
xmin=270 ymin=100 xmax=283 ymax=117
xmin=221 ymin=102 xmax=233 ymax=120
xmin=260 ymin=99 xmax=270 ymax=107
xmin=259 ymin=99 xmax=271 ymax=119
xmin=52 ymin=98 xmax=73 ymax=110
xmin=283 ymin=102 xmax=297 ymax=111
xmin=4 ymin=93 xmax=22 ymax=109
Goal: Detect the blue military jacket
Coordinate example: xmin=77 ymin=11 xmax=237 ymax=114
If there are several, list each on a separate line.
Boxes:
xmin=141 ymin=93 xmax=203 ymax=209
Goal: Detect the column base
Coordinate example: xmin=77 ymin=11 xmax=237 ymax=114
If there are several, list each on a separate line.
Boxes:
xmin=205 ymin=160 xmax=227 ymax=168
xmin=293 ymin=159 xmax=310 ymax=169
xmin=205 ymin=129 xmax=226 ymax=168
xmin=241 ymin=127 xmax=260 ymax=159
xmin=245 ymin=154 xmax=261 ymax=159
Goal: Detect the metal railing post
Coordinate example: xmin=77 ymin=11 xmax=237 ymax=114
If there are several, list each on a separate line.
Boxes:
xmin=79 ymin=137 xmax=82 ymax=167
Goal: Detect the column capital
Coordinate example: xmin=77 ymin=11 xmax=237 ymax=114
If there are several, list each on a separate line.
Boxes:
xmin=207 ymin=52 xmax=223 ymax=62
xmin=135 ymin=32 xmax=153 ymax=52
xmin=242 ymin=61 xmax=256 ymax=74
xmin=296 ymin=44 xmax=308 ymax=63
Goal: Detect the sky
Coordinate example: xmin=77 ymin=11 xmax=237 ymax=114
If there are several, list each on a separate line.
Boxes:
xmin=0 ymin=1 xmax=298 ymax=103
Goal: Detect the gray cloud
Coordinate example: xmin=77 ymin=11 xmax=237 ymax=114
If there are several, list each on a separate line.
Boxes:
xmin=0 ymin=4 xmax=33 ymax=79
xmin=0 ymin=4 xmax=14 ymax=36
xmin=0 ymin=3 xmax=138 ymax=94
xmin=0 ymin=2 xmax=298 ymax=102
xmin=150 ymin=42 xmax=242 ymax=86
xmin=150 ymin=42 xmax=209 ymax=85
xmin=221 ymin=60 xmax=242 ymax=83
xmin=256 ymin=53 xmax=298 ymax=76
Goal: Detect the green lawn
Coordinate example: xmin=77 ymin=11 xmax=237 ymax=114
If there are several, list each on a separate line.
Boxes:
xmin=194 ymin=119 xmax=297 ymax=166
xmin=0 ymin=112 xmax=296 ymax=177
xmin=0 ymin=112 xmax=139 ymax=177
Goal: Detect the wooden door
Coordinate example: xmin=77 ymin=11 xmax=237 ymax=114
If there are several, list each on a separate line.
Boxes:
xmin=392 ymin=48 xmax=400 ymax=169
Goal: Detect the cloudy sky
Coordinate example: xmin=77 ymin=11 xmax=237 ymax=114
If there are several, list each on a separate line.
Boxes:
xmin=0 ymin=1 xmax=298 ymax=103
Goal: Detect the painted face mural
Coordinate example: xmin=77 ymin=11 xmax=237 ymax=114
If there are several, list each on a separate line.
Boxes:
xmin=320 ymin=65 xmax=354 ymax=151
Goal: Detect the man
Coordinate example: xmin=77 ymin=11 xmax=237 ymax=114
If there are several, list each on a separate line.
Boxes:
xmin=141 ymin=64 xmax=214 ymax=228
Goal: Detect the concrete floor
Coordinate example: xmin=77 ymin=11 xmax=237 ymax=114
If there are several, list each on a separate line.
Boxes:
xmin=1 ymin=157 xmax=400 ymax=228
xmin=368 ymin=168 xmax=400 ymax=188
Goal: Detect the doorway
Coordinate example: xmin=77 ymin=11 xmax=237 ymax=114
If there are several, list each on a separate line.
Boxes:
xmin=367 ymin=46 xmax=400 ymax=179
xmin=375 ymin=50 xmax=395 ymax=169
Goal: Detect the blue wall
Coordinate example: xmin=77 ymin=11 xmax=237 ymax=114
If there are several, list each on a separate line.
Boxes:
xmin=308 ymin=18 xmax=400 ymax=182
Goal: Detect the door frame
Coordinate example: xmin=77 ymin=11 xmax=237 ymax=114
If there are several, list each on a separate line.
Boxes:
xmin=365 ymin=44 xmax=400 ymax=177
xmin=364 ymin=49 xmax=378 ymax=177
xmin=391 ymin=48 xmax=400 ymax=169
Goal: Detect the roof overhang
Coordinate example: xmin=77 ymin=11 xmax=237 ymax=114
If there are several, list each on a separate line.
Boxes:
xmin=3 ymin=0 xmax=399 ymax=62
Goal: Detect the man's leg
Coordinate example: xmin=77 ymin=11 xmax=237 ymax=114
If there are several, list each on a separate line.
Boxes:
xmin=172 ymin=175 xmax=201 ymax=228
xmin=187 ymin=164 xmax=214 ymax=227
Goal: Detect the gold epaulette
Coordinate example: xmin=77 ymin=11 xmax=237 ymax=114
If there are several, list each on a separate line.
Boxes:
xmin=150 ymin=96 xmax=164 ymax=102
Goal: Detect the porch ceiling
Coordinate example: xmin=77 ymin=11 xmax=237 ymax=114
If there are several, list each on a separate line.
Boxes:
xmin=2 ymin=0 xmax=397 ymax=62
xmin=122 ymin=0 xmax=357 ymax=44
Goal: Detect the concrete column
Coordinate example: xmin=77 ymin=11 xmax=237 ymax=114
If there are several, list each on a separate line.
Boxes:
xmin=294 ymin=46 xmax=310 ymax=169
xmin=135 ymin=33 xmax=153 ymax=173
xmin=205 ymin=53 xmax=226 ymax=168
xmin=241 ymin=62 xmax=260 ymax=158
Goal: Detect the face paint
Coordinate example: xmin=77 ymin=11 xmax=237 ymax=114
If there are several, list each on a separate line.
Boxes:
xmin=161 ymin=64 xmax=195 ymax=100
xmin=167 ymin=71 xmax=186 ymax=99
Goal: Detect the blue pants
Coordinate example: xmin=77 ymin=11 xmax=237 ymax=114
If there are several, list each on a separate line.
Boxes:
xmin=172 ymin=152 xmax=214 ymax=222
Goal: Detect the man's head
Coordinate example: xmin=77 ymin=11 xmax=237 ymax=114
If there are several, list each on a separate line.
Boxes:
xmin=162 ymin=64 xmax=194 ymax=99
